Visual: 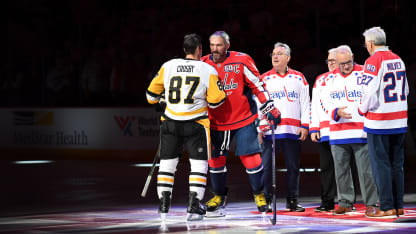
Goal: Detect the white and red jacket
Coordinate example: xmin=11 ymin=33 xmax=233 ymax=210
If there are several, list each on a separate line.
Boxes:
xmin=259 ymin=68 xmax=310 ymax=140
xmin=320 ymin=64 xmax=367 ymax=145
xmin=310 ymin=71 xmax=331 ymax=142
xmin=358 ymin=47 xmax=408 ymax=134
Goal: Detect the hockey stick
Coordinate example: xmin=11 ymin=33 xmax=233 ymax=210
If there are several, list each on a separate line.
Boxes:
xmin=141 ymin=143 xmax=160 ymax=198
xmin=141 ymin=99 xmax=165 ymax=198
xmin=141 ymin=116 xmax=163 ymax=198
xmin=270 ymin=123 xmax=277 ymax=225
xmin=141 ymin=142 xmax=160 ymax=198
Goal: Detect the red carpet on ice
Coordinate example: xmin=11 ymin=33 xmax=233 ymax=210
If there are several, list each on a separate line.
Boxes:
xmin=251 ymin=204 xmax=416 ymax=223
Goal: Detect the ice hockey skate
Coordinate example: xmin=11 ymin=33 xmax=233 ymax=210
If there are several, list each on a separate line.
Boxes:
xmin=158 ymin=191 xmax=171 ymax=220
xmin=205 ymin=194 xmax=227 ymax=217
xmin=254 ymin=193 xmax=268 ymax=213
xmin=186 ymin=192 xmax=206 ymax=221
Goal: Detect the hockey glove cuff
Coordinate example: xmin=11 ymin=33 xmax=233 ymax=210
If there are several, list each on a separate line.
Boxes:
xmin=255 ymin=118 xmax=272 ymax=132
xmin=154 ymin=94 xmax=166 ymax=112
xmin=259 ymin=100 xmax=281 ymax=127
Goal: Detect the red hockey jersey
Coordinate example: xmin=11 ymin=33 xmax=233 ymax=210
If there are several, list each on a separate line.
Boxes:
xmin=202 ymin=51 xmax=270 ymax=131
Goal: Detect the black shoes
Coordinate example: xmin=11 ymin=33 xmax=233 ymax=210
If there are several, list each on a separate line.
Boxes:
xmin=314 ymin=204 xmax=335 ymax=212
xmin=286 ymin=199 xmax=305 ymax=212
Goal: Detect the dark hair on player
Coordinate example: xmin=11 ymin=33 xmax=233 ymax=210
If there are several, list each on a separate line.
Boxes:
xmin=183 ymin=33 xmax=202 ymax=55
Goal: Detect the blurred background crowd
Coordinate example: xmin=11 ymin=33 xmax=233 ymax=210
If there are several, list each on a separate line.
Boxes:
xmin=4 ymin=0 xmax=416 ymax=107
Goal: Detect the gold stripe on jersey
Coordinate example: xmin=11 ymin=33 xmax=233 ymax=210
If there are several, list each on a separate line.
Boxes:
xmin=207 ymin=74 xmax=226 ymax=107
xmin=166 ymin=106 xmax=208 ymax=117
xmin=146 ymin=67 xmax=165 ymax=104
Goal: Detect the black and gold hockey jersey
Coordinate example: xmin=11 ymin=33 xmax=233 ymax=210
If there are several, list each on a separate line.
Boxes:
xmin=146 ymin=58 xmax=226 ymax=127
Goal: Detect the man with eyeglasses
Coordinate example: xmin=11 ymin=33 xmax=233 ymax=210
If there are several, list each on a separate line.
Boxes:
xmin=325 ymin=55 xmax=338 ymax=72
xmin=359 ymin=26 xmax=408 ymax=218
xmin=310 ymin=48 xmax=338 ymax=212
xmin=320 ymin=45 xmax=378 ymax=216
xmin=311 ymin=49 xmax=360 ymax=212
xmin=257 ymin=42 xmax=310 ymax=212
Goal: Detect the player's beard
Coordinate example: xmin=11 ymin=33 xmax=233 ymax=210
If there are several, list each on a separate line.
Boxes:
xmin=212 ymin=51 xmax=225 ymax=63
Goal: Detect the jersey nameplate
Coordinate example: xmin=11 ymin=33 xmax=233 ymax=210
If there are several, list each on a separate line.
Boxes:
xmin=177 ymin=65 xmax=195 ymax=73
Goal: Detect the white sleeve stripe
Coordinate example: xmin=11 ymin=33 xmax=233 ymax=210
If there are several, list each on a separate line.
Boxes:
xmin=243 ymin=66 xmax=265 ymax=92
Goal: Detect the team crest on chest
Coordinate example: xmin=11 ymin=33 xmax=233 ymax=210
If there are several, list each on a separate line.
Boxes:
xmin=218 ymin=65 xmax=240 ymax=94
xmin=222 ymin=73 xmax=238 ymax=91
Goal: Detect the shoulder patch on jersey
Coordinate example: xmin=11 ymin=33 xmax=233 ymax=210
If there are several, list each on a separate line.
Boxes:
xmin=365 ymin=64 xmax=376 ymax=73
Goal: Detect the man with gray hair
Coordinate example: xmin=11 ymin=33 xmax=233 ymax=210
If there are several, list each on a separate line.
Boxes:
xmin=258 ymin=42 xmax=310 ymax=212
xmin=359 ymin=26 xmax=409 ymax=218
xmin=320 ymin=45 xmax=378 ymax=216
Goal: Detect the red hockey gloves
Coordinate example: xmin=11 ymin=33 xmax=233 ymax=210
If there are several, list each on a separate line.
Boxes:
xmin=259 ymin=100 xmax=281 ymax=128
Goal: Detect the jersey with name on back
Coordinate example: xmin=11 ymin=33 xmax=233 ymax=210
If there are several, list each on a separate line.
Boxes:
xmin=358 ymin=48 xmax=408 ymax=134
xmin=146 ymin=58 xmax=226 ymax=128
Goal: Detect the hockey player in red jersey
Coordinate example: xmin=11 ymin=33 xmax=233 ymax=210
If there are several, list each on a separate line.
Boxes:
xmin=201 ymin=31 xmax=281 ymax=216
